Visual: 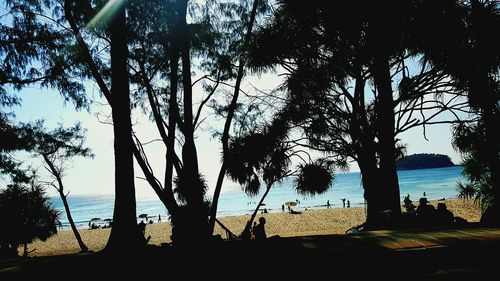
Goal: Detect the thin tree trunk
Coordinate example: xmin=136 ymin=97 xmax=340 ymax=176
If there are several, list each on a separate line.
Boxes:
xmin=106 ymin=0 xmax=143 ymax=251
xmin=58 ymin=191 xmax=88 ymax=251
xmin=209 ymin=0 xmax=260 ymax=235
xmin=42 ymin=154 xmax=88 ymax=252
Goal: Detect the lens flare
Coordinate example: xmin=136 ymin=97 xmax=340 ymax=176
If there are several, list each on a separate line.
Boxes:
xmin=87 ymin=0 xmax=126 ymax=29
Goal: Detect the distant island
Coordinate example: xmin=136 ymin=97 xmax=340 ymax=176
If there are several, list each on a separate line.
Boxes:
xmin=396 ymin=153 xmax=456 ymax=170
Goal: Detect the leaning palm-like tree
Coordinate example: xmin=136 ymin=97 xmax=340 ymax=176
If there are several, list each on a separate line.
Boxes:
xmin=225 ymin=114 xmax=334 ymax=238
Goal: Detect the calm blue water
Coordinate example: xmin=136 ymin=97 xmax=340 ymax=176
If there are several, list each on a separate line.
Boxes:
xmin=51 ymin=166 xmax=465 ymax=229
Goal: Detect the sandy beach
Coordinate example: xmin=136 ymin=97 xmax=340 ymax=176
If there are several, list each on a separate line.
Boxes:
xmin=24 ymin=199 xmax=481 ymax=257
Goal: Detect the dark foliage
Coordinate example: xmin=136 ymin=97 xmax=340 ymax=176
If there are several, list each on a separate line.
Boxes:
xmin=453 ymin=121 xmax=496 ymax=210
xmin=0 ymin=182 xmax=60 ymax=257
xmin=295 ymin=162 xmax=334 ymax=196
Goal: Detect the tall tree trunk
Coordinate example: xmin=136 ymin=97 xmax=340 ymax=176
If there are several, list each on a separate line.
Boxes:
xmin=106 ymin=0 xmax=143 ymax=251
xmin=175 ymin=0 xmax=209 ymax=241
xmin=42 ymin=154 xmax=88 ymax=252
xmin=209 ymin=0 xmax=260 ymax=235
xmin=373 ymin=54 xmax=402 ymax=219
xmin=351 ymin=64 xmax=389 ymax=227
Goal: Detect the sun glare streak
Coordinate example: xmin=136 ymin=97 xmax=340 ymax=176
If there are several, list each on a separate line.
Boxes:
xmin=87 ymin=0 xmax=126 ymax=29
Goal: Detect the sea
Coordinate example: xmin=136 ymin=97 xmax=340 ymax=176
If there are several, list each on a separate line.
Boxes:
xmin=51 ymin=166 xmax=465 ymax=229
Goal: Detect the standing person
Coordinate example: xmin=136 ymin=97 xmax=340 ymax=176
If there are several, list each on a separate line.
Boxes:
xmin=347 ymin=200 xmax=350 ymax=208
xmin=282 ymin=204 xmax=285 ymax=212
xmin=253 ymin=217 xmax=267 ymax=240
xmin=341 ymin=198 xmax=346 ymax=208
xmin=158 ymin=214 xmax=162 ymax=223
xmin=327 ymin=200 xmax=331 ymax=208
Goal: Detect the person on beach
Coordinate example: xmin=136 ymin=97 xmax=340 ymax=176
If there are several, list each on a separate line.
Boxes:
xmin=253 ymin=217 xmax=267 ymax=240
xmin=158 ymin=214 xmax=161 ymax=222
xmin=347 ymin=200 xmax=350 ymax=208
xmin=416 ymin=197 xmax=435 ymax=225
xmin=341 ymin=198 xmax=346 ymax=208
xmin=240 ymin=220 xmax=253 ymax=240
xmin=282 ymin=204 xmax=285 ymax=212
xmin=138 ymin=220 xmax=151 ymax=244
xmin=138 ymin=220 xmax=146 ymax=236
xmin=327 ymin=200 xmax=331 ymax=208
xmin=435 ymin=203 xmax=454 ymax=225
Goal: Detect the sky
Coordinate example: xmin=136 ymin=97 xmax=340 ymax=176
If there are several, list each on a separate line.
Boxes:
xmin=0 ymin=0 xmax=466 ymax=204
xmin=7 ymin=71 xmax=464 ymax=199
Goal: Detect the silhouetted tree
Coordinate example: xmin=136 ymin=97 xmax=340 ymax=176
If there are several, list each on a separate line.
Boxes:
xmin=104 ymin=0 xmax=145 ymax=250
xmin=453 ymin=121 xmax=495 ymax=212
xmin=415 ymin=0 xmax=499 ymax=224
xmin=0 ymin=0 xmax=88 ymax=183
xmin=246 ymin=0 xmax=469 ymax=227
xmin=0 ymin=181 xmax=60 ymax=257
xmin=208 ymin=0 xmax=263 ymax=237
xmin=226 ymin=114 xmax=334 ymax=237
xmin=33 ymin=123 xmax=93 ymax=252
xmin=118 ymin=0 xmax=272 ymax=241
xmin=0 ymin=117 xmax=39 ymax=183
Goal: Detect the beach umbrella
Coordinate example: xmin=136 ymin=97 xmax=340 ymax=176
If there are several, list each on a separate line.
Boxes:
xmin=284 ymin=201 xmax=297 ymax=207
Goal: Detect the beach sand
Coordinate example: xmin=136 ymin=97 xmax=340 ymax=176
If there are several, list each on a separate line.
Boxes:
xmin=24 ymin=199 xmax=481 ymax=257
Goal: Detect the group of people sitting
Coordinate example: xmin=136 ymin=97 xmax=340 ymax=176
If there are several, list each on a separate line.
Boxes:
xmin=403 ymin=195 xmax=455 ymax=226
xmin=240 ymin=217 xmax=267 ymax=240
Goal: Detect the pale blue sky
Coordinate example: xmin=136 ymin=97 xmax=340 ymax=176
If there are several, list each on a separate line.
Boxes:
xmin=1 ymin=0 xmax=464 ymax=202
xmin=8 ymin=74 xmax=463 ymax=199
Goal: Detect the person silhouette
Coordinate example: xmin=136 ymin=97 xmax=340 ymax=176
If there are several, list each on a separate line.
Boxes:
xmin=282 ymin=204 xmax=285 ymax=212
xmin=347 ymin=200 xmax=350 ymax=208
xmin=158 ymin=214 xmax=161 ymax=222
xmin=341 ymin=198 xmax=346 ymax=208
xmin=327 ymin=200 xmax=331 ymax=208
xmin=138 ymin=220 xmax=146 ymax=236
xmin=253 ymin=217 xmax=267 ymax=240
xmin=138 ymin=220 xmax=151 ymax=244
xmin=416 ymin=197 xmax=435 ymax=225
xmin=435 ymin=202 xmax=454 ymax=225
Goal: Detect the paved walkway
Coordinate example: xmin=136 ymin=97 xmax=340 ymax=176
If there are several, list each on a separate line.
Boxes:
xmin=346 ymin=225 xmax=500 ymax=251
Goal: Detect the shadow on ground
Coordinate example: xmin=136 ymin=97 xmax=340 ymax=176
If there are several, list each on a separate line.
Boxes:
xmin=1 ymin=224 xmax=499 ymax=280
